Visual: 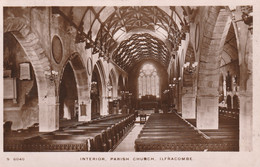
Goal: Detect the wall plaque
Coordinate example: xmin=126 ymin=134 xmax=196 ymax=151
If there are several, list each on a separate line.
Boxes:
xmin=52 ymin=35 xmax=63 ymax=64
xmin=4 ymin=78 xmax=17 ymax=101
xmin=19 ymin=63 xmax=31 ymax=80
xmin=80 ymin=102 xmax=87 ymax=116
xmin=87 ymin=58 xmax=93 ymax=75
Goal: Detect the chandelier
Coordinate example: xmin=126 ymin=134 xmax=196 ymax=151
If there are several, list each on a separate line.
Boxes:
xmin=183 ymin=61 xmax=198 ymax=74
xmin=230 ymin=6 xmax=253 ymax=34
xmin=44 ymin=70 xmax=59 ymax=83
xmin=170 ymin=77 xmax=181 ymax=87
xmin=107 ymin=83 xmax=112 ymax=91
xmin=165 ymin=77 xmax=181 ymax=93
xmin=105 ymin=82 xmax=113 ymax=100
xmin=90 ymin=81 xmax=97 ymax=93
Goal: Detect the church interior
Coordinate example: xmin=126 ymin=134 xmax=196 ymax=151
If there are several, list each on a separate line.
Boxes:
xmin=3 ymin=6 xmax=253 ymax=152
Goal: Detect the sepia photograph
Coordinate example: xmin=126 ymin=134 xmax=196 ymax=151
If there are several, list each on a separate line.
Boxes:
xmin=1 ymin=0 xmax=259 ymax=167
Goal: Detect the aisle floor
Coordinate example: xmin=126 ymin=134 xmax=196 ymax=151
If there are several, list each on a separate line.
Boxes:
xmin=113 ymin=123 xmax=144 ymax=152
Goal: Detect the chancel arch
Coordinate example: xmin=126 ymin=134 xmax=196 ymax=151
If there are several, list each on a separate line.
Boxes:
xmin=127 ymin=60 xmax=168 ymax=111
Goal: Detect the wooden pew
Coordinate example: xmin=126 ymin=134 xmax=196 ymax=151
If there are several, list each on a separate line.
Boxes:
xmin=4 ymin=114 xmax=135 ymax=152
xmin=135 ymin=113 xmax=239 ymax=152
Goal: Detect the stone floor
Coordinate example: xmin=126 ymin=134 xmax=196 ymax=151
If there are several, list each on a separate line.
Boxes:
xmin=113 ymin=123 xmax=144 ymax=152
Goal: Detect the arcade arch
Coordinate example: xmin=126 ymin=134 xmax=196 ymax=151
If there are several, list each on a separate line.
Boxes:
xmin=4 ymin=17 xmax=55 ymax=132
xmin=59 ymin=63 xmax=78 ymax=121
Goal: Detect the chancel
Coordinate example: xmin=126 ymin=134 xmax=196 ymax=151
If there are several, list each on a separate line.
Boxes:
xmin=3 ymin=6 xmax=253 ymax=152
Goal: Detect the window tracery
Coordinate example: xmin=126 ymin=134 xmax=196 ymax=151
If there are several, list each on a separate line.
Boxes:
xmin=138 ymin=64 xmax=159 ymax=98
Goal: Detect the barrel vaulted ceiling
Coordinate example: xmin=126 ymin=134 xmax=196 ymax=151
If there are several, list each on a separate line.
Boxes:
xmin=56 ymin=6 xmax=193 ymax=71
xmin=113 ymin=33 xmax=170 ymax=71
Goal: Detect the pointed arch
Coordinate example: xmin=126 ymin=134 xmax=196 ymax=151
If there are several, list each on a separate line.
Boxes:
xmin=95 ymin=59 xmax=107 ymax=94
xmin=91 ymin=59 xmax=106 ymax=116
xmin=4 ymin=17 xmax=55 ymax=132
xmin=67 ymin=53 xmax=89 ymax=102
xmin=196 ymin=7 xmax=233 ymax=130
xmin=109 ymin=68 xmax=117 ymax=98
xmin=197 ymin=7 xmax=232 ymax=97
xmin=183 ymin=43 xmax=196 ymax=87
xmin=4 ymin=17 xmax=52 ymax=100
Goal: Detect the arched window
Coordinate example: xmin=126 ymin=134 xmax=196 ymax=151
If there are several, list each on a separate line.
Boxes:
xmin=138 ymin=64 xmax=159 ymax=98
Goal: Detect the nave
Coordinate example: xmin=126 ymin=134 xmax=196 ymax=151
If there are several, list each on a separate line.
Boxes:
xmin=3 ymin=6 xmax=253 ymax=152
xmin=4 ymin=108 xmax=239 ymax=152
xmin=5 ymin=113 xmax=136 ymax=151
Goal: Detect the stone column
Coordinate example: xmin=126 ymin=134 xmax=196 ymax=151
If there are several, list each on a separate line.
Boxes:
xmin=196 ymin=96 xmax=219 ymax=129
xmin=178 ymin=83 xmax=182 ymax=114
xmin=234 ymin=13 xmax=252 ymax=151
xmin=239 ymin=92 xmax=252 ymax=151
xmin=100 ymin=96 xmax=109 ymax=116
xmin=182 ymin=87 xmax=196 ymax=119
xmin=174 ymin=85 xmax=180 ymax=114
xmin=39 ymin=96 xmax=59 ymax=132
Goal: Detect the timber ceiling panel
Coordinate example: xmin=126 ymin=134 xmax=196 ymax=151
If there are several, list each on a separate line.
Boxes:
xmin=57 ymin=6 xmax=188 ymax=71
xmin=112 ymin=33 xmax=170 ymax=71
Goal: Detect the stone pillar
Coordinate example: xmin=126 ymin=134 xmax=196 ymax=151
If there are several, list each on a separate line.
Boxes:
xmin=178 ymin=84 xmax=182 ymax=114
xmin=235 ymin=8 xmax=252 ymax=151
xmin=196 ymin=56 xmax=220 ymax=130
xmin=196 ymin=96 xmax=219 ymax=129
xmin=39 ymin=96 xmax=59 ymax=132
xmin=100 ymin=96 xmax=109 ymax=116
xmin=174 ymin=85 xmax=180 ymax=114
xmin=182 ymin=96 xmax=196 ymax=119
xmin=239 ymin=92 xmax=252 ymax=151
xmin=182 ymin=87 xmax=196 ymax=119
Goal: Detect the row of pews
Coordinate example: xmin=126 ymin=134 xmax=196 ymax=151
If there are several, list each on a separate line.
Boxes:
xmin=186 ymin=107 xmax=239 ymax=151
xmin=4 ymin=114 xmax=136 ymax=152
xmin=135 ymin=112 xmax=239 ymax=152
xmin=219 ymin=107 xmax=239 ymax=119
xmin=135 ymin=113 xmax=206 ymax=151
xmin=202 ymin=107 xmax=239 ymax=151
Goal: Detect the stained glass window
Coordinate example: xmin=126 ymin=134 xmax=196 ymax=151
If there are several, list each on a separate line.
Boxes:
xmin=138 ymin=64 xmax=159 ymax=98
